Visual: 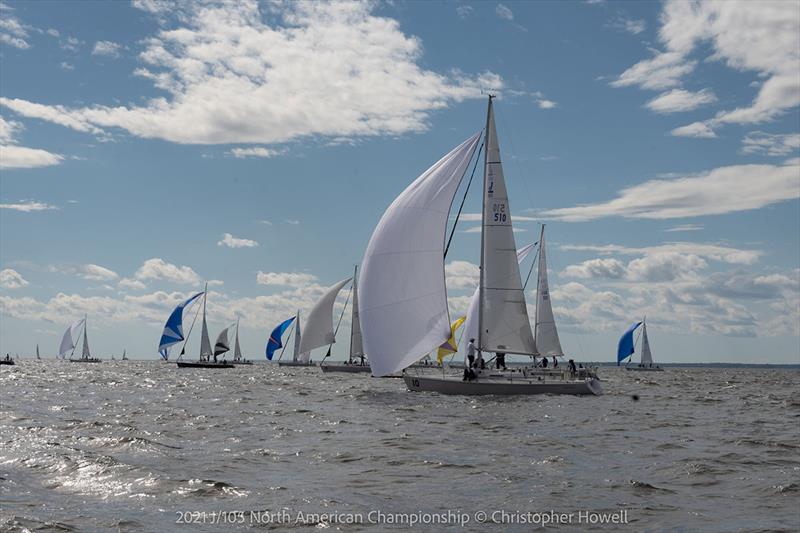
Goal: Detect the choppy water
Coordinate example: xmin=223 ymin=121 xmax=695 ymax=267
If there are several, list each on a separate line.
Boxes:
xmin=1 ymin=361 xmax=798 ymax=532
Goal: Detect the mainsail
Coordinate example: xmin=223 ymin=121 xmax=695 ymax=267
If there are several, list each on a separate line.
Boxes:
xmin=459 ymin=243 xmax=535 ymax=358
xmin=617 ymin=321 xmax=643 ymax=365
xmin=81 ymin=317 xmax=91 ymax=359
xmin=534 ymin=227 xmax=563 ymax=357
xmin=59 ymin=318 xmax=85 ymax=358
xmin=298 ymin=277 xmax=352 ymax=361
xmin=36 ymin=344 xmax=40 ymax=359
xmin=640 ymin=320 xmax=653 ymax=365
xmin=360 ymin=132 xmax=481 ymax=377
xmin=199 ymin=290 xmax=212 ymax=360
xmin=158 ymin=292 xmax=204 ymax=360
xmin=266 ymin=316 xmax=295 ymax=360
xmin=292 ymin=310 xmax=303 ymax=362
xmin=349 ymin=266 xmax=364 ymax=362
xmin=479 ymin=98 xmax=536 ymax=356
xmin=233 ymin=319 xmax=242 ymax=361
xmin=214 ymin=323 xmax=236 ymax=356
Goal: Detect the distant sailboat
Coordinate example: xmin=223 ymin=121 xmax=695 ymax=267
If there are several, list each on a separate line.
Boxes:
xmin=618 ymin=318 xmax=663 ymax=371
xmin=278 ymin=277 xmax=352 ymax=367
xmin=266 ymin=316 xmax=296 ymax=361
xmin=321 ymin=266 xmax=370 ymax=374
xmin=174 ymin=284 xmax=234 ymax=369
xmin=230 ymin=318 xmax=252 ymax=364
xmin=122 ymin=349 xmax=128 ymax=361
xmin=68 ymin=314 xmax=101 ymax=363
xmin=36 ymin=344 xmax=41 ymax=360
xmin=359 ymin=96 xmax=602 ymax=395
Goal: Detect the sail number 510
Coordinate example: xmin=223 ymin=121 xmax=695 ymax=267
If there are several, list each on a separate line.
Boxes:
xmin=492 ymin=202 xmax=507 ymax=222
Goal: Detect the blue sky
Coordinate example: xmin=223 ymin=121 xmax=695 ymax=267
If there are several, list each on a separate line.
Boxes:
xmin=1 ymin=0 xmax=798 ymax=363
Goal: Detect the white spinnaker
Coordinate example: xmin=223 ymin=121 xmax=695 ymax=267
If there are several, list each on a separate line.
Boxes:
xmin=480 ymin=99 xmax=536 ymax=356
xmin=360 ymin=132 xmax=481 ymax=377
xmin=349 ymin=269 xmax=364 ymax=361
xmin=59 ymin=318 xmax=85 ymax=358
xmin=535 ymin=228 xmax=563 ymax=357
xmin=298 ymin=277 xmax=352 ymax=361
xmin=459 ymin=243 xmax=535 ymax=358
xmin=641 ymin=321 xmax=653 ymax=365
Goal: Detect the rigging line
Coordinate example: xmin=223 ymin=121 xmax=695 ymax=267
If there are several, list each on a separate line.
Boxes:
xmin=444 ymin=140 xmax=484 ymax=260
xmin=277 ymin=320 xmax=296 ymax=361
xmin=321 ymin=282 xmax=354 ymax=364
xmin=178 ymin=293 xmax=203 ymax=361
xmin=494 ymin=103 xmax=537 ymax=216
xmin=522 ymin=240 xmax=541 ymax=291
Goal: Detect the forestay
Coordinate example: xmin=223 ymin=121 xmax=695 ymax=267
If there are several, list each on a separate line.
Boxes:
xmin=298 ymin=277 xmax=352 ymax=360
xmin=359 ymin=132 xmax=481 ymax=377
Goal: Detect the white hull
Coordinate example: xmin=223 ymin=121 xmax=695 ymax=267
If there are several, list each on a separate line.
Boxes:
xmin=403 ymin=373 xmax=602 ymax=396
xmin=625 ymin=366 xmax=664 ymax=372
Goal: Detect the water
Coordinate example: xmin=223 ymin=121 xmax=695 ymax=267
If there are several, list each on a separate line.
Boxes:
xmin=1 ymin=362 xmax=798 ymax=532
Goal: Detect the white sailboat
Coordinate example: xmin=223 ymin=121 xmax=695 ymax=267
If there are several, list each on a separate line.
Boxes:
xmin=359 ymin=96 xmax=602 ymax=395
xmin=621 ymin=318 xmax=663 ymax=371
xmin=320 ymin=266 xmax=371 ymax=374
xmin=230 ymin=318 xmax=252 ymax=364
xmin=278 ymin=278 xmax=352 ymax=367
xmin=175 ymin=284 xmax=234 ymax=368
xmin=68 ymin=314 xmax=101 ymax=363
xmin=36 ymin=344 xmax=41 ymax=360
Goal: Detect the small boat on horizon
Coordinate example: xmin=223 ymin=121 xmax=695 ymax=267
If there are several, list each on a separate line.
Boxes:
xmin=618 ymin=317 xmax=663 ymax=371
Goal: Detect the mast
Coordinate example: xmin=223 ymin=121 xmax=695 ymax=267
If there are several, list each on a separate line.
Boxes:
xmin=478 ymin=95 xmax=493 ymax=355
xmin=534 ymin=224 xmax=544 ymax=345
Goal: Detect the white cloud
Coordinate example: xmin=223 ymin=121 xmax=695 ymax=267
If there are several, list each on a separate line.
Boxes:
xmin=445 ymin=260 xmax=480 ymax=290
xmin=664 ymin=224 xmax=703 ymax=232
xmin=625 ymin=253 xmax=707 ymax=282
xmin=495 ymin=4 xmax=514 ymax=21
xmin=118 ymin=277 xmax=146 ymax=290
xmin=0 ymin=115 xmax=64 ymax=169
xmin=229 ymin=147 xmax=282 ymax=159
xmin=562 ymin=258 xmax=626 ymax=279
xmin=537 ymin=99 xmax=557 ymax=109
xmin=559 ymin=242 xmax=762 ymax=265
xmin=539 ymin=160 xmax=799 ymax=221
xmin=59 ymin=61 xmax=74 ymax=71
xmin=0 ymin=200 xmax=58 ymax=212
xmin=79 ymin=264 xmax=118 ymax=281
xmin=0 ymin=10 xmax=30 ymax=49
xmin=0 ymin=2 xmax=500 ymax=147
xmin=456 ymin=5 xmax=473 ymax=18
xmin=256 ymin=271 xmax=318 ymax=287
xmin=285 ymin=219 xmax=300 ymax=225
xmin=258 ymin=219 xmax=272 ymax=226
xmin=133 ymin=258 xmax=201 ymax=285
xmin=609 ymin=16 xmax=646 ymax=35
xmin=60 ymin=36 xmax=81 ymax=52
xmin=217 ymin=232 xmax=259 ymax=248
xmin=0 ymin=268 xmax=28 ymax=289
xmin=615 ymin=1 xmax=800 ymax=135
xmin=670 ymin=121 xmax=716 ymax=138
xmin=645 ymin=88 xmax=717 ymax=113
xmin=741 ymin=132 xmax=800 ymax=157
xmin=91 ymin=40 xmax=122 ymax=58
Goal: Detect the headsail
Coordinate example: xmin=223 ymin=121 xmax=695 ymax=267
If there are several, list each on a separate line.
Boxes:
xmin=459 ymin=243 xmax=535 ymax=357
xmin=617 ymin=321 xmax=643 ymax=365
xmin=349 ymin=266 xmax=364 ymax=362
xmin=59 ymin=318 xmax=85 ymax=358
xmin=535 ymin=227 xmax=563 ymax=357
xmin=640 ymin=320 xmax=653 ymax=365
xmin=298 ymin=277 xmax=352 ymax=360
xmin=214 ymin=323 xmax=236 ymax=356
xmin=157 ymin=292 xmax=204 ymax=360
xmin=81 ymin=316 xmax=91 ymax=359
xmin=479 ymin=98 xmax=536 ymax=356
xmin=199 ymin=290 xmax=212 ymax=360
xmin=234 ymin=319 xmax=242 ymax=361
xmin=292 ymin=310 xmax=303 ymax=362
xmin=360 ymin=132 xmax=482 ymax=377
xmin=437 ymin=316 xmax=466 ymax=363
xmin=266 ymin=316 xmax=296 ymax=360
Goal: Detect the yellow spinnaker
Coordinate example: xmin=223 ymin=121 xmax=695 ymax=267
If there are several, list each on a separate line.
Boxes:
xmin=437 ymin=316 xmax=466 ymax=363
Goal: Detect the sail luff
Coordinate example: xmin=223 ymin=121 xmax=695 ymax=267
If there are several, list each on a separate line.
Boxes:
xmin=349 ymin=265 xmax=363 ymax=362
xmin=534 ymin=226 xmax=563 ymax=357
xmin=298 ymin=277 xmax=352 ymax=360
xmin=479 ymin=97 xmax=537 ymax=356
xmin=81 ymin=315 xmax=91 ymax=359
xmin=234 ymin=318 xmax=242 ymax=360
xmin=293 ymin=310 xmax=302 ymax=362
xmin=199 ymin=285 xmax=212 ymax=359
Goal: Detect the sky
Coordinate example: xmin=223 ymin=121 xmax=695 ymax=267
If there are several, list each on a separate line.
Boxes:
xmin=0 ymin=0 xmax=798 ymax=363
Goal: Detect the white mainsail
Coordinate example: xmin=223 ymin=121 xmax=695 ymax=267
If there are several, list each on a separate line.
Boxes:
xmin=534 ymin=227 xmax=563 ymax=357
xmin=349 ymin=266 xmax=364 ymax=362
xmin=360 ymin=132 xmax=482 ymax=377
xmin=59 ymin=318 xmax=85 ymax=358
xmin=36 ymin=344 xmax=40 ymax=359
xmin=292 ymin=310 xmax=303 ymax=362
xmin=641 ymin=320 xmax=653 ymax=365
xmin=81 ymin=316 xmax=91 ymax=359
xmin=199 ymin=289 xmax=212 ymax=360
xmin=298 ymin=277 xmax=352 ymax=361
xmin=479 ymin=99 xmax=537 ymax=356
xmin=459 ymin=243 xmax=535 ymax=357
xmin=234 ymin=319 xmax=242 ymax=360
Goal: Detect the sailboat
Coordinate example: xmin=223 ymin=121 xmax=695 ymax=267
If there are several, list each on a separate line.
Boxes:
xmin=277 ymin=277 xmax=352 ymax=367
xmin=67 ymin=315 xmax=102 ymax=363
xmin=122 ymin=349 xmax=128 ymax=361
xmin=36 ymin=344 xmax=41 ymax=360
xmin=173 ymin=285 xmax=234 ymax=369
xmin=229 ymin=318 xmax=252 ymax=364
xmin=0 ymin=352 xmax=14 ymax=365
xmin=320 ymin=266 xmax=370 ymax=373
xmin=359 ymin=96 xmax=602 ymax=395
xmin=618 ymin=318 xmax=663 ymax=371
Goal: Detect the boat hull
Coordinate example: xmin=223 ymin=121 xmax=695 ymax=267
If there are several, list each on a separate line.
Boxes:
xmin=231 ymin=360 xmax=253 ymax=365
xmin=0 ymin=360 xmax=15 ymax=366
xmin=403 ymin=374 xmax=603 ymax=396
xmin=70 ymin=358 xmax=102 ymax=363
xmin=277 ymin=361 xmax=317 ymax=367
xmin=625 ymin=367 xmax=664 ymax=372
xmin=176 ymin=361 xmax=234 ymax=369
xmin=320 ymin=364 xmax=370 ymax=373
